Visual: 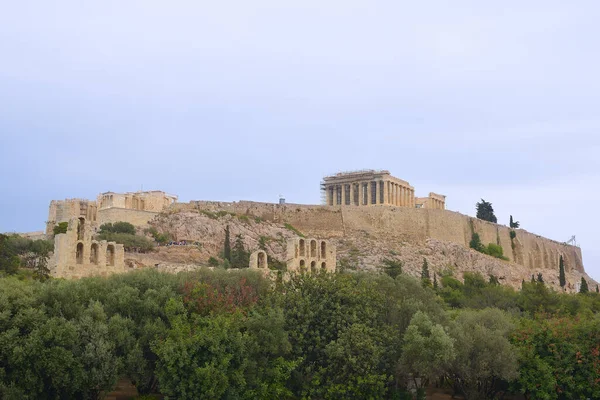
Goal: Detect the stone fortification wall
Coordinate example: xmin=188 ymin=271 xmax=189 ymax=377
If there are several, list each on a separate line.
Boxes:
xmin=183 ymin=201 xmax=583 ymax=274
xmin=97 ymin=208 xmax=159 ymax=227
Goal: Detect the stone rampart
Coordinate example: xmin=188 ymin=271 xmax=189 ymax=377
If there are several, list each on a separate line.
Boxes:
xmin=184 ymin=201 xmax=583 ymax=274
xmin=97 ymin=208 xmax=159 ymax=227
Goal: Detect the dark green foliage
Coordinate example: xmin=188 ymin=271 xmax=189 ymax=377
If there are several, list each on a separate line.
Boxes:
xmin=421 ymin=258 xmax=431 ymax=287
xmin=536 ymin=273 xmax=544 ymax=284
xmin=0 ymin=234 xmax=20 ymax=274
xmin=381 ymin=258 xmax=403 ymax=278
xmin=97 ymin=232 xmax=155 ymax=252
xmin=208 ymin=256 xmax=220 ymax=267
xmin=509 ymin=229 xmax=516 ymax=240
xmin=223 ymin=225 xmax=231 ymax=262
xmin=580 ymin=277 xmax=589 ymax=293
xmin=433 ymin=272 xmax=438 ymax=290
xmin=559 ymin=255 xmax=566 ymax=288
xmin=597 ymin=284 xmax=599 ymax=293
xmin=469 ymin=232 xmax=484 ymax=252
xmin=489 ymin=275 xmax=500 ymax=286
xmin=99 ymin=221 xmax=136 ymax=235
xmin=476 ymin=199 xmax=498 ymax=223
xmin=145 ymin=227 xmax=171 ymax=245
xmin=230 ymin=234 xmax=250 ymax=269
xmin=52 ymin=222 xmax=68 ymax=235
xmin=485 ymin=243 xmax=508 ymax=260
xmin=509 ymin=215 xmax=520 ymax=229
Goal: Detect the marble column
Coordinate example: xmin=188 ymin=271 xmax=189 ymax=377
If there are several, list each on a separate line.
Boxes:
xmin=349 ymin=184 xmax=354 ymax=206
xmin=383 ymin=180 xmax=389 ymax=205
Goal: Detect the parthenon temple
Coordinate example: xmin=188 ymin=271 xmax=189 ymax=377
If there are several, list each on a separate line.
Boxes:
xmin=321 ymin=170 xmax=445 ymax=209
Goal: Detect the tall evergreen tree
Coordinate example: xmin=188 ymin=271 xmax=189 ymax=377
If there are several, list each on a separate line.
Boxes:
xmin=596 ymin=284 xmax=599 ymax=293
xmin=433 ymin=272 xmax=438 ymax=290
xmin=509 ymin=215 xmax=520 ymax=229
xmin=421 ymin=258 xmax=431 ymax=287
xmin=476 ymin=199 xmax=498 ymax=223
xmin=231 ymin=234 xmax=250 ymax=269
xmin=558 ymin=255 xmax=566 ymax=289
xmin=579 ymin=277 xmax=589 ymax=293
xmin=223 ymin=225 xmax=231 ymax=262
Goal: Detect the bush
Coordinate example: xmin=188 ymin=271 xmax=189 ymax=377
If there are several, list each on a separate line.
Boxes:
xmin=486 ymin=243 xmax=508 ymax=260
xmin=53 ymin=222 xmax=68 ymax=235
xmin=97 ymin=232 xmax=154 ymax=252
xmin=99 ymin=222 xmax=136 ymax=235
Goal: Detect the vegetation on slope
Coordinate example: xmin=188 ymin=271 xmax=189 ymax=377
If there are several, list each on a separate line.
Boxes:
xmin=0 ymin=267 xmax=599 ymax=399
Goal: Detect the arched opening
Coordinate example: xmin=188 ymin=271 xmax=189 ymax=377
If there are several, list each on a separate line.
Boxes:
xmin=310 ymin=261 xmax=316 ymax=273
xmin=299 ymin=259 xmax=306 ymax=273
xmin=90 ymin=243 xmax=99 ymax=265
xmin=77 ymin=217 xmax=85 ymax=241
xmin=299 ymin=239 xmax=305 ymax=257
xmin=76 ymin=242 xmax=84 ymax=264
xmin=321 ymin=241 xmax=327 ymax=258
xmin=310 ymin=240 xmax=317 ymax=257
xmin=258 ymin=251 xmax=267 ymax=269
xmin=321 ymin=262 xmax=326 ymax=270
xmin=107 ymin=245 xmax=115 ymax=266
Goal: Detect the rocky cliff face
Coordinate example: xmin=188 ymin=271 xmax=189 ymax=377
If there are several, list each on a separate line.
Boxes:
xmin=128 ymin=205 xmax=595 ymax=292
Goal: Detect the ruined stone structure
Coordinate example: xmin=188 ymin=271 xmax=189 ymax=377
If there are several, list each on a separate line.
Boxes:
xmin=46 ymin=199 xmax=98 ymax=234
xmin=46 ymin=191 xmax=178 ymax=234
xmin=249 ymin=250 xmax=268 ymax=270
xmin=321 ymin=170 xmax=445 ymax=210
xmin=415 ymin=193 xmax=446 ymax=210
xmin=97 ymin=191 xmax=177 ymax=212
xmin=286 ymin=238 xmax=336 ymax=273
xmin=49 ymin=217 xmax=125 ymax=279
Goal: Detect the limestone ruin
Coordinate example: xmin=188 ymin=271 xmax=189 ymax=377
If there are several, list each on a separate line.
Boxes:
xmin=321 ymin=169 xmax=445 ymax=209
xmin=46 ymin=190 xmax=177 ymax=234
xmin=249 ymin=239 xmax=336 ymax=274
xmin=49 ymin=217 xmax=126 ymax=279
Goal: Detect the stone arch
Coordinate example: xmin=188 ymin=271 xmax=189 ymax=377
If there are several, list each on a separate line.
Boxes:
xmin=310 ymin=260 xmax=317 ymax=273
xmin=321 ymin=241 xmax=327 ymax=258
xmin=90 ymin=243 xmax=99 ymax=265
xmin=258 ymin=251 xmax=267 ymax=269
xmin=76 ymin=242 xmax=84 ymax=264
xmin=299 ymin=259 xmax=306 ymax=273
xmin=310 ymin=240 xmax=317 ymax=258
xmin=321 ymin=262 xmax=327 ymax=270
xmin=299 ymin=239 xmax=305 ymax=257
xmin=106 ymin=244 xmax=115 ymax=267
xmin=77 ymin=217 xmax=85 ymax=241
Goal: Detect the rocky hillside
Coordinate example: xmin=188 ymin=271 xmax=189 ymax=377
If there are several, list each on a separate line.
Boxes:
xmin=126 ymin=208 xmax=595 ymax=292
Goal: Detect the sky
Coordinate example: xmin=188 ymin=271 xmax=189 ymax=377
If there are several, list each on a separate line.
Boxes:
xmin=1 ymin=1 xmax=599 ymax=280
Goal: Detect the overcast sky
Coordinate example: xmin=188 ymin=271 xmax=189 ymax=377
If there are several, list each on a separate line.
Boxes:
xmin=1 ymin=1 xmax=599 ymax=281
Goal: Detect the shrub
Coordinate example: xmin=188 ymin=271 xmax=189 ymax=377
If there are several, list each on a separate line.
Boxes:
xmin=53 ymin=222 xmax=68 ymax=235
xmin=99 ymin=222 xmax=136 ymax=235
xmin=97 ymin=232 xmax=154 ymax=253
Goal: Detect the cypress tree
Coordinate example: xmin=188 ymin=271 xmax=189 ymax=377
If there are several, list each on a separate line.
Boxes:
xmin=223 ymin=225 xmax=231 ymax=262
xmin=580 ymin=277 xmax=589 ymax=293
xmin=559 ymin=255 xmax=566 ymax=289
xmin=433 ymin=272 xmax=438 ymax=290
xmin=596 ymin=284 xmax=599 ymax=293
xmin=421 ymin=258 xmax=431 ymax=287
xmin=476 ymin=199 xmax=497 ymax=223
xmin=531 ymin=274 xmax=535 ymax=283
xmin=231 ymin=234 xmax=250 ymax=269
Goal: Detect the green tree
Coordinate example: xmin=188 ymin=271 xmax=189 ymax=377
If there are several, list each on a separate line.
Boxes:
xmin=476 ymin=199 xmax=498 ymax=223
xmin=99 ymin=221 xmax=136 ymax=235
xmin=224 ymin=225 xmax=231 ymax=262
xmin=399 ymin=311 xmax=455 ymax=393
xmin=0 ymin=234 xmax=20 ymax=274
xmin=380 ymin=258 xmax=402 ymax=279
xmin=469 ymin=233 xmax=484 ymax=252
xmin=536 ymin=273 xmax=544 ymax=284
xmin=53 ymin=222 xmax=68 ymax=235
xmin=231 ymin=234 xmax=249 ymax=269
xmin=449 ymin=309 xmax=518 ymax=400
xmin=580 ymin=277 xmax=589 ymax=293
xmin=421 ymin=258 xmax=431 ymax=287
xmin=509 ymin=215 xmax=520 ymax=229
xmin=433 ymin=272 xmax=438 ymax=290
xmin=559 ymin=255 xmax=566 ymax=289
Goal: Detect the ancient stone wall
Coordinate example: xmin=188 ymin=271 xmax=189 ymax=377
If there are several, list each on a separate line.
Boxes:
xmin=97 ymin=191 xmax=177 ymax=212
xmin=285 ymin=238 xmax=336 ymax=273
xmin=97 ymin=208 xmax=159 ymax=227
xmin=186 ymin=200 xmax=583 ymax=274
xmin=49 ymin=217 xmax=126 ymax=279
xmin=46 ymin=199 xmax=98 ymax=234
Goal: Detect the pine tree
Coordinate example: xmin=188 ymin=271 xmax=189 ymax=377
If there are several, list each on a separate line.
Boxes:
xmin=559 ymin=255 xmax=566 ymax=289
xmin=421 ymin=258 xmax=431 ymax=287
xmin=509 ymin=215 xmax=520 ymax=229
xmin=223 ymin=225 xmax=231 ymax=262
xmin=231 ymin=234 xmax=250 ymax=269
xmin=580 ymin=277 xmax=589 ymax=293
xmin=476 ymin=199 xmax=497 ymax=223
